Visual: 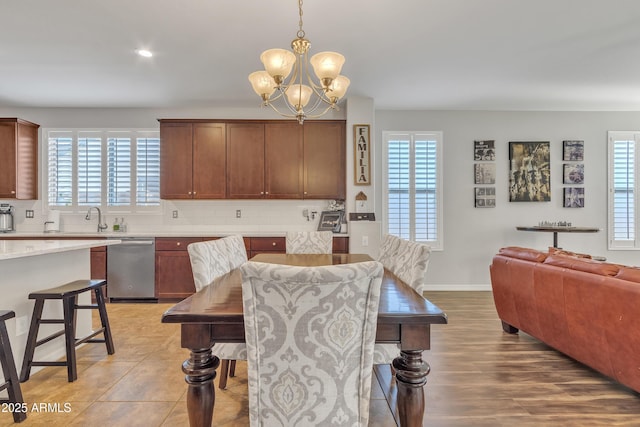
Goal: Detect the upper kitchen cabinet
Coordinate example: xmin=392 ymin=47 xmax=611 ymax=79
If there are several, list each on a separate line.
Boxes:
xmin=303 ymin=121 xmax=346 ymax=199
xmin=0 ymin=118 xmax=39 ymax=199
xmin=227 ymin=123 xmax=265 ymax=198
xmin=160 ymin=121 xmax=226 ymax=199
xmin=265 ymin=122 xmax=303 ymax=199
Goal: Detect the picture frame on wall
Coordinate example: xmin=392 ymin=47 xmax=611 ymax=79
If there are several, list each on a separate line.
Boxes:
xmin=563 ymin=140 xmax=584 ymax=161
xmin=475 ymin=187 xmax=496 ymax=208
xmin=563 ymin=164 xmax=584 ymax=184
xmin=474 ymin=163 xmax=496 ymax=184
xmin=353 ymin=124 xmax=371 ymax=185
xmin=508 ymin=141 xmax=551 ymax=202
xmin=564 ymin=187 xmax=584 ymax=208
xmin=474 ymin=140 xmax=495 ymax=161
xmin=317 ymin=211 xmax=344 ymax=232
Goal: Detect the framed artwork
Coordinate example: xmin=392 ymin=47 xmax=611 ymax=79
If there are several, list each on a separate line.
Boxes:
xmin=564 ymin=187 xmax=584 ymax=208
xmin=508 ymin=141 xmax=551 ymax=202
xmin=474 ymin=140 xmax=495 ymax=161
xmin=353 ymin=124 xmax=371 ymax=185
xmin=475 ymin=187 xmax=496 ymax=208
xmin=474 ymin=163 xmax=496 ymax=184
xmin=563 ymin=140 xmax=584 ymax=161
xmin=563 ymin=163 xmax=584 ymax=184
xmin=317 ymin=211 xmax=344 ymax=232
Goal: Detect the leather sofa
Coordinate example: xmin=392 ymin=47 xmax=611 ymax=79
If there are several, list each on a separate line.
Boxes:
xmin=490 ymin=246 xmax=640 ymax=393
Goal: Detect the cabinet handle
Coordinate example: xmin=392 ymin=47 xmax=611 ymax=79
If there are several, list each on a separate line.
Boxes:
xmin=188 ymin=191 xmax=192 ymax=195
xmin=11 ymin=190 xmax=15 ymax=194
xmin=260 ymin=191 xmax=264 ymax=195
xmin=265 ymin=191 xmax=269 ymax=195
xmin=176 ymin=242 xmax=181 ymax=246
xmin=272 ymin=242 xmax=276 ymax=246
xmin=193 ymin=191 xmax=197 ymax=195
xmin=304 ymin=191 xmax=307 ymax=195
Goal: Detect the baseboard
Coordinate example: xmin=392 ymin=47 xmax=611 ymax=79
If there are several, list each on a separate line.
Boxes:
xmin=423 ymin=283 xmax=492 ymax=291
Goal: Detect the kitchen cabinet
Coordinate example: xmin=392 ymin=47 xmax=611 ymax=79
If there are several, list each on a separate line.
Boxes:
xmin=155 ymin=237 xmax=203 ymax=299
xmin=265 ymin=122 xmax=303 ymax=199
xmin=303 ymin=121 xmax=346 ymax=199
xmin=160 ymin=122 xmax=226 ymax=199
xmin=249 ymin=236 xmax=286 ymax=258
xmin=226 ymin=123 xmax=265 ymax=198
xmin=0 ymin=118 xmax=39 ymax=199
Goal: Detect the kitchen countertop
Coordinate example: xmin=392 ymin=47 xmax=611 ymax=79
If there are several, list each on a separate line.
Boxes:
xmin=0 ymin=239 xmax=121 ymax=261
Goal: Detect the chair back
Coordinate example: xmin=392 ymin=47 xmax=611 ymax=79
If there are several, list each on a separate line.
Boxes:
xmin=241 ymin=260 xmax=384 ymax=427
xmin=187 ymin=234 xmax=248 ymax=291
xmin=377 ymin=234 xmax=431 ymax=294
xmin=285 ymin=230 xmax=333 ymax=254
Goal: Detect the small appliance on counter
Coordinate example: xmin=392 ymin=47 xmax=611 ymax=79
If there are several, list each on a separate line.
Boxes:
xmin=44 ymin=209 xmax=61 ymax=233
xmin=0 ymin=204 xmax=15 ymax=233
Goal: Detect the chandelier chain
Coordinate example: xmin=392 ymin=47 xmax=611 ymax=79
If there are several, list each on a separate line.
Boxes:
xmin=297 ymin=0 xmax=305 ymax=38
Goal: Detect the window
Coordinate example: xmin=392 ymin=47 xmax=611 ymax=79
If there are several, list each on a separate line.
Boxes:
xmin=383 ymin=131 xmax=443 ymax=250
xmin=608 ymin=131 xmax=639 ymax=249
xmin=46 ymin=129 xmax=160 ymax=212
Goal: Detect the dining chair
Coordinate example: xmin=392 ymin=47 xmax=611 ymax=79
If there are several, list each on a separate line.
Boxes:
xmin=373 ymin=236 xmax=432 ymax=365
xmin=187 ymin=234 xmax=248 ymax=389
xmin=285 ymin=230 xmax=333 ymax=254
xmin=241 ymin=260 xmax=384 ymax=427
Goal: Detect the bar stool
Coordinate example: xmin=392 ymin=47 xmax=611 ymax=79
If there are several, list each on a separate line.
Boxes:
xmin=20 ymin=279 xmax=114 ymax=383
xmin=0 ymin=310 xmax=27 ymax=423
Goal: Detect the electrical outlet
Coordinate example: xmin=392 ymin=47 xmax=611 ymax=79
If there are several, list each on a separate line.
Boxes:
xmin=26 ymin=210 xmax=34 ymax=218
xmin=362 ymin=236 xmax=369 ymax=247
xmin=172 ymin=210 xmax=178 ymax=219
xmin=236 ymin=209 xmax=242 ymax=218
xmin=16 ymin=316 xmax=29 ymax=336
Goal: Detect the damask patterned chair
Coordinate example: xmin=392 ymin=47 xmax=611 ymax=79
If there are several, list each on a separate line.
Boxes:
xmin=285 ymin=230 xmax=333 ymax=254
xmin=241 ymin=260 xmax=384 ymax=427
xmin=187 ymin=234 xmax=248 ymax=389
xmin=373 ymin=235 xmax=432 ymax=365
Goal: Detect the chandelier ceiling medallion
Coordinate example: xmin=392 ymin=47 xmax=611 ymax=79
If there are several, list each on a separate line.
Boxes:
xmin=248 ymin=0 xmax=350 ymax=124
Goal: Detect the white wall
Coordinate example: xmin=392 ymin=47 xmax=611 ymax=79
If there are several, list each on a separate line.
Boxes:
xmin=3 ymin=105 xmax=640 ymax=289
xmin=375 ymin=110 xmax=640 ymax=290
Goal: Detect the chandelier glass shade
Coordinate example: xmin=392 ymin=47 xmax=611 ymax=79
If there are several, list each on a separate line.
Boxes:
xmin=248 ymin=0 xmax=350 ymax=123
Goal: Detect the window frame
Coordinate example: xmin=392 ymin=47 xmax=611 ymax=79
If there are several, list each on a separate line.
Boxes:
xmin=43 ymin=128 xmax=161 ymax=214
xmin=608 ymin=130 xmax=640 ymax=250
xmin=382 ymin=130 xmax=444 ymax=251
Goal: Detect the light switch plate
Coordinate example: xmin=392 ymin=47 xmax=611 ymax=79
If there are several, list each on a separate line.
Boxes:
xmin=26 ymin=210 xmax=34 ymax=218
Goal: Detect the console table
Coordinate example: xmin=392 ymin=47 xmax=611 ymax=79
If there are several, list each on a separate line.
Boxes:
xmin=516 ymin=226 xmax=600 ymax=248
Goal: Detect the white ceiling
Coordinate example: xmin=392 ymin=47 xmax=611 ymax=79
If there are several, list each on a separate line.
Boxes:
xmin=2 ymin=0 xmax=640 ymax=111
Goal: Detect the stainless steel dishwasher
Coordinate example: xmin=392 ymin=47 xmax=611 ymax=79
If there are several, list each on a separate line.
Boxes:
xmin=107 ymin=237 xmax=156 ymax=302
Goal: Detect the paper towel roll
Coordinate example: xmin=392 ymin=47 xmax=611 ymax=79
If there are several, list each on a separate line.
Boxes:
xmin=45 ymin=210 xmax=60 ymax=232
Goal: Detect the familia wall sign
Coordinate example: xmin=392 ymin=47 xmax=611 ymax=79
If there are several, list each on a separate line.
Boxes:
xmin=354 ymin=124 xmax=371 ymax=185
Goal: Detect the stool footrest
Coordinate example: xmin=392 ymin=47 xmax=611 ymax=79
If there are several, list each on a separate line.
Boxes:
xmin=75 ymin=304 xmax=98 ymax=310
xmin=31 ymin=361 xmax=68 ymax=367
xmin=75 ymin=328 xmax=105 ymax=346
xmin=35 ymin=330 xmax=66 ymax=347
xmin=39 ymin=319 xmax=64 ymax=324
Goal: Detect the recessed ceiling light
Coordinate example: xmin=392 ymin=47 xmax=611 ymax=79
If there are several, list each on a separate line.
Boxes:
xmin=136 ymin=49 xmax=153 ymax=58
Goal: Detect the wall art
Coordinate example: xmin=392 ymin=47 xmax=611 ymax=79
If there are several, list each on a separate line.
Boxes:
xmin=474 ymin=163 xmax=496 ymax=184
xmin=563 ymin=140 xmax=584 ymax=161
xmin=509 ymin=141 xmax=551 ymax=202
xmin=564 ymin=187 xmax=584 ymax=208
xmin=475 ymin=187 xmax=496 ymax=208
xmin=353 ymin=124 xmax=371 ymax=185
xmin=474 ymin=140 xmax=495 ymax=161
xmin=563 ymin=163 xmax=584 ymax=184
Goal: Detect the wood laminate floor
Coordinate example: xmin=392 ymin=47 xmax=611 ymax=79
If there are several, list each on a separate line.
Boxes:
xmin=1 ymin=291 xmax=639 ymax=426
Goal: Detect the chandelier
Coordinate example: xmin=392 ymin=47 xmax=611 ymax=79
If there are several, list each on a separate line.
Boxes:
xmin=248 ymin=0 xmax=350 ymax=124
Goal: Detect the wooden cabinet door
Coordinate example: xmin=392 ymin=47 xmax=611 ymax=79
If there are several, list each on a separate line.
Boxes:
xmin=0 ymin=119 xmax=39 ymax=200
xmin=227 ymin=123 xmax=265 ymax=198
xmin=155 ymin=251 xmax=197 ymax=299
xmin=265 ymin=122 xmax=303 ymax=199
xmin=0 ymin=121 xmax=17 ymax=198
xmin=303 ymin=121 xmax=346 ymax=199
xmin=160 ymin=122 xmax=193 ymax=199
xmin=193 ymin=123 xmax=226 ymax=199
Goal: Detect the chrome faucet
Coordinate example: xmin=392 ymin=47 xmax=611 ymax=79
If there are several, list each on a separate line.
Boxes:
xmin=85 ymin=207 xmax=108 ymax=232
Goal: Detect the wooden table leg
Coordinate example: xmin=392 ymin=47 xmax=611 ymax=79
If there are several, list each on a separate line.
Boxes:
xmin=182 ymin=347 xmax=219 ymax=427
xmin=392 ymin=350 xmax=430 ymax=427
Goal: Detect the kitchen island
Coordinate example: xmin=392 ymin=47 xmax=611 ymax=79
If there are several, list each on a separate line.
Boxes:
xmin=0 ymin=239 xmax=120 ymax=375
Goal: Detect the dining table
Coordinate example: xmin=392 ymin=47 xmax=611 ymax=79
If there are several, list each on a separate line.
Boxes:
xmin=161 ymin=253 xmax=448 ymax=427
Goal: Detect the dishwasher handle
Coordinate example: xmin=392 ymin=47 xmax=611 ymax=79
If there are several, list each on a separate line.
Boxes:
xmin=113 ymin=239 xmax=155 ymax=246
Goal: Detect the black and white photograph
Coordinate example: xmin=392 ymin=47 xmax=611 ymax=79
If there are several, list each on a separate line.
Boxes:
xmin=563 ymin=163 xmax=584 ymax=184
xmin=509 ymin=141 xmax=551 ymax=202
xmin=474 ymin=140 xmax=495 ymax=161
xmin=564 ymin=187 xmax=584 ymax=208
xmin=474 ymin=163 xmax=496 ymax=184
xmin=563 ymin=140 xmax=584 ymax=161
xmin=475 ymin=187 xmax=496 ymax=208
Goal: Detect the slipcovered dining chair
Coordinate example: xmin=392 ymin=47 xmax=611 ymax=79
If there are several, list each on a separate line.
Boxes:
xmin=373 ymin=235 xmax=432 ymax=365
xmin=285 ymin=230 xmax=333 ymax=254
xmin=187 ymin=234 xmax=248 ymax=389
xmin=241 ymin=260 xmax=384 ymax=427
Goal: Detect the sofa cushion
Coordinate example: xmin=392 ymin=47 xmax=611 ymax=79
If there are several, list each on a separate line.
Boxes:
xmin=498 ymin=246 xmax=547 ymax=263
xmin=548 ymin=246 xmax=591 ymax=259
xmin=544 ymin=254 xmax=620 ymax=276
xmin=615 ymin=267 xmax=640 ymax=283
